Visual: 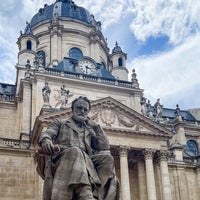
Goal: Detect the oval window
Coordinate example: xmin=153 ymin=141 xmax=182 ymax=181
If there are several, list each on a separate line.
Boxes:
xmin=185 ymin=140 xmax=198 ymax=157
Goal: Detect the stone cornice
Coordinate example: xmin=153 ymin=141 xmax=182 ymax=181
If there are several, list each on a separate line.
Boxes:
xmin=33 ymin=72 xmax=143 ymax=93
xmin=0 ymin=101 xmax=16 ymax=109
xmin=168 ymin=161 xmax=196 ymax=169
xmin=104 ymin=128 xmax=171 ymax=139
xmin=185 ymin=125 xmax=200 ymax=132
xmin=0 ymin=147 xmax=35 ymax=157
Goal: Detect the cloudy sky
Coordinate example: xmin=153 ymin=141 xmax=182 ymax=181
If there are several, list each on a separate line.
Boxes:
xmin=0 ymin=0 xmax=200 ymax=110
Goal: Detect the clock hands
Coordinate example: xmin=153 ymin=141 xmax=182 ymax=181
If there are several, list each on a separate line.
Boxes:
xmin=79 ymin=59 xmax=96 ymax=74
xmin=85 ymin=65 xmax=91 ymax=73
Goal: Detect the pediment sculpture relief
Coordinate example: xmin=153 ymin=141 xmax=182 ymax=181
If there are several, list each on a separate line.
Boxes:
xmin=89 ymin=101 xmax=141 ymax=130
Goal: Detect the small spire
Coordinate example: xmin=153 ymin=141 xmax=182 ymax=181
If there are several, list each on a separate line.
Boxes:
xmin=175 ymin=104 xmax=181 ymax=115
xmin=112 ymin=41 xmax=122 ymax=53
xmin=175 ymin=104 xmax=183 ymax=121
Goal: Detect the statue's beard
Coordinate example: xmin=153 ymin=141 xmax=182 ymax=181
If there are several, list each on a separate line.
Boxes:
xmin=73 ymin=114 xmax=87 ymax=123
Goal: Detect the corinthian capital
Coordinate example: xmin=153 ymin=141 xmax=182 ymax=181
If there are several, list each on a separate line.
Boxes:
xmin=119 ymin=146 xmax=130 ymax=157
xmin=158 ymin=150 xmax=169 ymax=161
xmin=144 ymin=148 xmax=155 ymax=160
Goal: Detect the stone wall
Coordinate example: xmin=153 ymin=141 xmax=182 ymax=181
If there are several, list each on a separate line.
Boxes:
xmin=0 ymin=150 xmax=42 ymax=200
xmin=0 ymin=104 xmax=19 ymax=139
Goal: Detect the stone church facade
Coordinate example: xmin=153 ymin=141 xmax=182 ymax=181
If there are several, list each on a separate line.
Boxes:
xmin=0 ymin=0 xmax=200 ymax=199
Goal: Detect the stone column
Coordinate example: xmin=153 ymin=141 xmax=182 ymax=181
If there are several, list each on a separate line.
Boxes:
xmin=144 ymin=149 xmax=157 ymax=200
xmin=119 ymin=146 xmax=131 ymax=200
xmin=158 ymin=150 xmax=172 ymax=200
xmin=137 ymin=152 xmax=147 ymax=200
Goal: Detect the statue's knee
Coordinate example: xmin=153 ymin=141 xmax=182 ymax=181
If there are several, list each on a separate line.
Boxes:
xmin=62 ymin=147 xmax=83 ymax=158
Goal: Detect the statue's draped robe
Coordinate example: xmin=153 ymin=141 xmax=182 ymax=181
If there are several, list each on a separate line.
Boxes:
xmin=37 ymin=118 xmax=120 ymax=200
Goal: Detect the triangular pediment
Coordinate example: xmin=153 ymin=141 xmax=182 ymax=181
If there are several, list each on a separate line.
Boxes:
xmin=32 ymin=96 xmax=172 ymax=145
xmin=89 ymin=97 xmax=172 ymax=137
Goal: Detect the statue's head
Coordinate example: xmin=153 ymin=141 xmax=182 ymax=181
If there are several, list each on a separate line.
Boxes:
xmin=72 ymin=96 xmax=91 ymax=123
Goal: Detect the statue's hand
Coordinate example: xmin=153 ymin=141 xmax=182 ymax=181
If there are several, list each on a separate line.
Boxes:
xmin=41 ymin=139 xmax=55 ymax=155
xmin=86 ymin=119 xmax=98 ymax=129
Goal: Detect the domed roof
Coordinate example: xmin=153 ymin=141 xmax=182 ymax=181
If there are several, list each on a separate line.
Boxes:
xmin=112 ymin=42 xmax=123 ymax=53
xmin=30 ymin=0 xmax=101 ymax=30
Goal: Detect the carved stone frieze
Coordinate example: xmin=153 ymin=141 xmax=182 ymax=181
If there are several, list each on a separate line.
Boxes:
xmin=118 ymin=114 xmax=135 ymax=128
xmin=89 ymin=110 xmax=99 ymax=122
xmin=100 ymin=102 xmax=116 ymax=127
xmin=54 ymin=85 xmax=73 ymax=109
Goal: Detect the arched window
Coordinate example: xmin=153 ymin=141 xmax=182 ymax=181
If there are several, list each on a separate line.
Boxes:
xmin=185 ymin=140 xmax=198 ymax=156
xmin=69 ymin=47 xmax=83 ymax=60
xmin=37 ymin=51 xmax=46 ymax=67
xmin=118 ymin=57 xmax=123 ymax=67
xmin=26 ymin=40 xmax=32 ymax=50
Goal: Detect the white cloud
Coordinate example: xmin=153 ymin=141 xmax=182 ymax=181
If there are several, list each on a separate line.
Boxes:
xmin=129 ymin=33 xmax=200 ymax=109
xmin=77 ymin=0 xmax=200 ymax=45
xmin=130 ymin=0 xmax=200 ymax=45
xmin=76 ymin=0 xmax=132 ymax=29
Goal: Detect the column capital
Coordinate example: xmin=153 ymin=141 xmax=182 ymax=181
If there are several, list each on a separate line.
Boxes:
xmin=144 ymin=148 xmax=155 ymax=160
xmin=119 ymin=145 xmax=130 ymax=157
xmin=157 ymin=150 xmax=169 ymax=161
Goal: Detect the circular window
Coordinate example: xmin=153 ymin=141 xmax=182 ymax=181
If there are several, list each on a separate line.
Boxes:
xmin=185 ymin=140 xmax=198 ymax=157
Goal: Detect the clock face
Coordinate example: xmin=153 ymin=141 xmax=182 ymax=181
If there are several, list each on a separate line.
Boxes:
xmin=79 ymin=59 xmax=96 ymax=74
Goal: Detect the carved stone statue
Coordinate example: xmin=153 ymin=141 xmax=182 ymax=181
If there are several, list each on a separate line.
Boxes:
xmin=60 ymin=85 xmax=70 ymax=109
xmin=36 ymin=96 xmax=120 ymax=200
xmin=146 ymin=100 xmax=152 ymax=117
xmin=24 ymin=60 xmax=32 ymax=80
xmin=38 ymin=55 xmax=44 ymax=67
xmin=141 ymin=96 xmax=147 ymax=116
xmin=54 ymin=85 xmax=73 ymax=109
xmin=154 ymin=98 xmax=163 ymax=122
xmin=42 ymin=82 xmax=51 ymax=104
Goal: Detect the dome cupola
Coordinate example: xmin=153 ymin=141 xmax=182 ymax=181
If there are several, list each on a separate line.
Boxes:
xmin=30 ymin=0 xmax=102 ymax=31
